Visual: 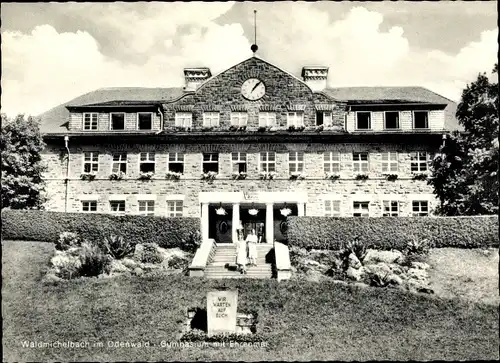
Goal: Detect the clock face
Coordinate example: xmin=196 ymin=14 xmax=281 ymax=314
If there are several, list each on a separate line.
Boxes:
xmin=241 ymin=78 xmax=266 ymax=101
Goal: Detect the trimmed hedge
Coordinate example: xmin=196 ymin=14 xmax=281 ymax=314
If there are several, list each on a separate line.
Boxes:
xmin=285 ymin=216 xmax=499 ymax=250
xmin=1 ymin=210 xmax=200 ymax=251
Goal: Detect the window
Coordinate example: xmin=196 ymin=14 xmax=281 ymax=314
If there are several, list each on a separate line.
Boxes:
xmin=139 ymin=152 xmax=155 ymax=173
xmin=382 ymin=201 xmax=399 ymax=216
xmin=287 ymin=112 xmax=304 ymax=127
xmin=110 ymin=200 xmax=126 ymax=213
xmin=83 ymin=113 xmax=98 ymax=130
xmin=83 ymin=152 xmax=99 ymax=173
xmin=231 ymin=152 xmax=247 ymax=173
xmin=258 ymin=112 xmax=276 ymax=127
xmin=316 ymin=112 xmax=332 ymax=126
xmin=202 ymin=153 xmax=219 ymax=173
xmin=203 ymin=112 xmax=220 ymax=127
xmin=289 ymin=152 xmax=304 ymax=174
xmin=168 ymin=153 xmax=184 ymax=173
xmin=167 ymin=200 xmax=183 ymax=217
xmin=324 ymin=200 xmax=340 ymax=217
xmin=260 ymin=152 xmax=276 ymax=172
xmin=175 ymin=112 xmax=192 ymax=128
xmin=110 ymin=113 xmax=125 ymax=130
xmin=353 ymin=152 xmax=369 ymax=173
xmin=385 ymin=111 xmax=400 ymax=129
xmin=324 ymin=152 xmax=341 ymax=173
xmin=137 ymin=113 xmax=152 ymax=130
xmin=112 ymin=152 xmax=127 ymax=173
xmin=412 ymin=201 xmax=429 ymax=216
xmin=356 ymin=112 xmax=371 ymax=130
xmin=138 ymin=200 xmax=155 ymax=216
xmin=81 ymin=201 xmax=97 ymax=212
xmin=353 ymin=201 xmax=369 ymax=217
xmin=231 ymin=112 xmax=248 ymax=127
xmin=414 ymin=111 xmax=429 ymax=129
xmin=381 ymin=152 xmax=398 ymax=173
xmin=411 ymin=152 xmax=430 ymax=172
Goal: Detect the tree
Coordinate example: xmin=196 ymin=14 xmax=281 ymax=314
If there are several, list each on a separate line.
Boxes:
xmin=1 ymin=114 xmax=47 ymax=209
xmin=429 ymin=65 xmax=498 ymax=215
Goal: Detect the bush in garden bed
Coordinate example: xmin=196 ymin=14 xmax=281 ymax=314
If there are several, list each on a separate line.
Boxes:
xmin=2 ymin=209 xmax=201 ymax=252
xmin=285 ymin=215 xmax=499 ymax=250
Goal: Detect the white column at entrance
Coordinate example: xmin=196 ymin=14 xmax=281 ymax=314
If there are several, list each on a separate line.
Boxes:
xmin=232 ymin=203 xmax=240 ymax=243
xmin=201 ymin=202 xmax=209 ymax=241
xmin=297 ymin=202 xmax=305 ymax=216
xmin=266 ymin=203 xmax=274 ymax=244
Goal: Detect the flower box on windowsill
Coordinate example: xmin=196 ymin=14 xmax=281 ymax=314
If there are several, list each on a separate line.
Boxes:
xmin=384 ymin=173 xmax=399 ymax=181
xmin=174 ymin=126 xmax=191 ymax=132
xmin=259 ymin=171 xmax=276 ymax=180
xmin=202 ymin=126 xmax=215 ymax=132
xmin=288 ymin=125 xmax=305 ymax=132
xmin=165 ymin=171 xmax=182 ymax=180
xmin=326 ymin=172 xmax=340 ymax=180
xmin=412 ymin=173 xmax=428 ymax=181
xmin=232 ymin=172 xmax=247 ymax=180
xmin=80 ymin=172 xmax=96 ymax=181
xmin=355 ymin=173 xmax=369 ymax=180
xmin=109 ymin=171 xmax=125 ymax=180
xmin=201 ymin=171 xmax=218 ymax=180
xmin=229 ymin=125 xmax=247 ymax=132
xmin=289 ymin=172 xmax=307 ymax=180
xmin=315 ymin=125 xmax=324 ymax=132
xmin=138 ymin=172 xmax=154 ymax=180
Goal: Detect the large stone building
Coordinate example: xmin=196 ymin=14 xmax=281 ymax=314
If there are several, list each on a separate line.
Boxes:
xmin=39 ymin=55 xmax=458 ymax=245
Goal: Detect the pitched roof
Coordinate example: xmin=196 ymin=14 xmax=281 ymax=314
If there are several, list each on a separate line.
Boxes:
xmin=39 ymin=87 xmax=184 ymax=134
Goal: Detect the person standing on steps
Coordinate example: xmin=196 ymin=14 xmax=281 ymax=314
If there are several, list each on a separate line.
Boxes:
xmin=246 ymin=229 xmax=258 ymax=266
xmin=236 ymin=234 xmax=248 ymax=274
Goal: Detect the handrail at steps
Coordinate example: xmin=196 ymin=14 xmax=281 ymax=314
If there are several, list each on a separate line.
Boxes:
xmin=189 ymin=238 xmax=217 ymax=277
xmin=274 ymin=241 xmax=291 ymax=281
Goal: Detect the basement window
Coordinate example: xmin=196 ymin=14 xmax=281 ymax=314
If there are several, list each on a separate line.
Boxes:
xmin=138 ymin=200 xmax=155 ymax=216
xmin=382 ymin=201 xmax=399 ymax=216
xmin=324 ymin=200 xmax=340 ymax=217
xmin=138 ymin=113 xmax=153 ymax=130
xmin=110 ymin=200 xmax=126 ymax=213
xmin=81 ymin=201 xmax=97 ymax=212
xmin=110 ymin=113 xmax=125 ymax=130
xmin=412 ymin=201 xmax=429 ymax=216
xmin=353 ymin=201 xmax=369 ymax=217
xmin=385 ymin=111 xmax=400 ymax=129
xmin=167 ymin=200 xmax=183 ymax=217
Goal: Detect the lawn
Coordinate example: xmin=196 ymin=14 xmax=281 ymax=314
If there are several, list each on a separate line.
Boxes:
xmin=2 ymin=240 xmax=499 ymax=361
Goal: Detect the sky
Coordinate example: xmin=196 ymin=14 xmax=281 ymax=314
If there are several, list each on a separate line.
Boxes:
xmin=1 ymin=1 xmax=497 ymax=117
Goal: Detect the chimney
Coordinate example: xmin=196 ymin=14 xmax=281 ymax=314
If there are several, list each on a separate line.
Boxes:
xmin=301 ymin=66 xmax=329 ymax=92
xmin=183 ymin=67 xmax=212 ymax=91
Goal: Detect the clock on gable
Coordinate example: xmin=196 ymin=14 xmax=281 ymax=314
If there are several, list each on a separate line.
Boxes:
xmin=241 ymin=78 xmax=266 ymax=101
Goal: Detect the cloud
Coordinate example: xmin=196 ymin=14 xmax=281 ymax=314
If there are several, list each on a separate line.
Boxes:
xmin=1 ymin=4 xmax=497 ymax=117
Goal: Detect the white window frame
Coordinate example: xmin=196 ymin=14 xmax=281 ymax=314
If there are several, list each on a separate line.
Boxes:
xmin=175 ymin=112 xmax=192 ymax=128
xmin=258 ymin=112 xmax=277 ymax=127
xmin=202 ymin=153 xmax=219 ymax=173
xmin=352 ymin=201 xmax=370 ymax=217
xmin=413 ymin=111 xmax=429 ymax=129
xmin=83 ymin=152 xmax=99 ymax=173
xmin=110 ymin=112 xmax=126 ymax=130
xmin=230 ymin=112 xmax=248 ymax=127
xmin=168 ymin=152 xmax=184 ymax=173
xmin=287 ymin=111 xmax=304 ymax=127
xmin=324 ymin=152 xmax=341 ymax=173
xmin=353 ymin=152 xmax=369 ymax=173
xmin=109 ymin=200 xmax=126 ymax=214
xmin=166 ymin=200 xmax=183 ymax=217
xmin=288 ymin=151 xmax=304 ymax=174
xmin=382 ymin=200 xmax=399 ymax=216
xmin=259 ymin=152 xmax=276 ymax=173
xmin=381 ymin=152 xmax=399 ymax=173
xmin=139 ymin=152 xmax=156 ymax=173
xmin=316 ymin=111 xmax=333 ymax=126
xmin=111 ymin=152 xmax=127 ymax=174
xmin=231 ymin=152 xmax=247 ymax=173
xmin=356 ymin=111 xmax=372 ymax=130
xmin=384 ymin=111 xmax=400 ymax=129
xmin=83 ymin=113 xmax=98 ymax=131
xmin=81 ymin=200 xmax=97 ymax=213
xmin=137 ymin=112 xmax=153 ymax=130
xmin=203 ymin=112 xmax=220 ymax=127
xmin=411 ymin=152 xmax=430 ymax=172
xmin=324 ymin=199 xmax=341 ymax=217
xmin=412 ymin=200 xmax=429 ymax=216
xmin=138 ymin=200 xmax=155 ymax=216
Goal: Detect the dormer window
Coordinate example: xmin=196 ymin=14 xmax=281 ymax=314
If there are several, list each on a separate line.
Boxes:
xmin=356 ymin=112 xmax=371 ymax=130
xmin=110 ymin=113 xmax=125 ymax=130
xmin=83 ymin=113 xmax=98 ymax=130
xmin=138 ymin=112 xmax=152 ymax=130
xmin=384 ymin=111 xmax=400 ymax=129
xmin=414 ymin=111 xmax=429 ymax=129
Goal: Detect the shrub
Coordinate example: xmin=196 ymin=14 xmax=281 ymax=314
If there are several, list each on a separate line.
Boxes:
xmin=100 ymin=234 xmax=135 ymax=259
xmin=183 ymin=230 xmax=202 ymax=254
xmin=285 ymin=215 xmax=499 ymax=250
xmin=366 ymin=270 xmax=391 ymax=288
xmin=80 ymin=173 xmax=96 ymax=181
xmin=1 ymin=210 xmax=201 ymax=251
xmin=78 ymin=243 xmax=110 ymax=277
xmin=109 ymin=171 xmax=125 ymax=180
xmin=342 ymin=237 xmax=368 ymax=263
xmin=141 ymin=243 xmax=163 ymax=264
xmin=168 ymin=255 xmax=189 ymax=269
xmin=138 ymin=172 xmax=154 ymax=180
xmin=56 ymin=232 xmax=80 ymax=251
xmin=405 ymin=237 xmax=431 ymax=256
